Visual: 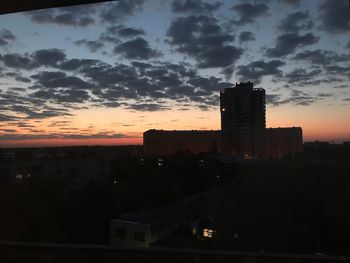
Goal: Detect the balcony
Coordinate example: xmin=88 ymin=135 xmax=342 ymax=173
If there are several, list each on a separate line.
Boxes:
xmin=1 ymin=241 xmax=350 ymax=263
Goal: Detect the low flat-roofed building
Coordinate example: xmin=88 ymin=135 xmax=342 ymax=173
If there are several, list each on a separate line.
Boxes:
xmin=266 ymin=127 xmax=303 ymax=159
xmin=143 ymin=130 xmax=221 ymax=155
xmin=110 ymin=191 xmax=222 ymax=247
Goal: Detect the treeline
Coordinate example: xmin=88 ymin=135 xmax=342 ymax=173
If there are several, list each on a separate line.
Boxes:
xmin=0 ymin=152 xmax=221 ymax=244
xmin=214 ymin=158 xmax=350 ymax=255
xmin=1 ymin=147 xmax=350 ymax=255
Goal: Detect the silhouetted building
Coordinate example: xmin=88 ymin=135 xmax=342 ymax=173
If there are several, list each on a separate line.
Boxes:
xmin=265 ymin=127 xmax=303 ymax=159
xmin=220 ymin=82 xmax=265 ymax=158
xmin=143 ymin=130 xmax=221 ymax=155
xmin=110 ymin=191 xmax=222 ymax=247
xmin=143 ymin=81 xmax=302 ymax=158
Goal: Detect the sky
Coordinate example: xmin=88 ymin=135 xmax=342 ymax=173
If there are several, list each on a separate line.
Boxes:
xmin=0 ymin=0 xmax=349 ymax=147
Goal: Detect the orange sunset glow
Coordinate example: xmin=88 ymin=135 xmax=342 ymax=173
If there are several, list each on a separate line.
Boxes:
xmin=0 ymin=0 xmax=350 ymax=147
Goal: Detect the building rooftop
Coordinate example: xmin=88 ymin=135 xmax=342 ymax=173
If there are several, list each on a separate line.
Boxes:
xmin=113 ymin=191 xmax=222 ymax=229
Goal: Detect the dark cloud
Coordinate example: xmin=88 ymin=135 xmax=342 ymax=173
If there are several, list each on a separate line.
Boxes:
xmin=99 ymin=34 xmax=120 ymax=44
xmin=26 ymin=7 xmax=95 ymax=27
xmin=9 ymin=121 xmax=35 ymax=128
xmin=0 ymin=113 xmax=15 ymax=121
xmin=2 ymin=53 xmax=33 ymax=69
xmin=231 ymin=3 xmax=268 ymax=25
xmin=102 ymin=101 xmax=121 ymax=108
xmin=267 ymin=89 xmax=329 ymax=107
xmin=31 ymin=88 xmax=90 ymax=104
xmin=316 ymin=92 xmax=333 ymax=98
xmin=166 ymin=85 xmax=197 ymax=98
xmin=74 ymin=39 xmax=104 ymax=52
xmin=32 ymin=48 xmax=66 ymax=67
xmin=266 ymin=32 xmax=319 ymax=57
xmin=128 ymin=103 xmax=169 ymax=111
xmin=58 ymin=58 xmax=100 ymax=71
xmin=31 ymin=71 xmax=93 ymax=90
xmin=278 ymin=0 xmax=300 ymax=5
xmin=1 ymin=48 xmax=246 ymax=114
xmin=47 ymin=120 xmax=71 ymax=127
xmin=238 ymin=31 xmax=255 ymax=43
xmin=0 ymin=29 xmax=15 ymax=41
xmin=324 ymin=65 xmax=350 ymax=76
xmin=188 ymin=76 xmax=231 ymax=93
xmin=0 ymin=39 xmax=6 ymax=47
xmin=99 ymin=25 xmax=145 ymax=44
xmin=94 ymin=85 xmax=137 ymax=101
xmin=345 ymin=41 xmax=350 ymax=49
xmin=80 ymin=62 xmax=138 ymax=88
xmin=278 ymin=11 xmax=313 ymax=32
xmin=11 ymin=121 xmax=35 ymax=128
xmin=53 ymin=13 xmax=94 ymax=27
xmin=100 ymin=0 xmax=144 ymax=23
xmin=58 ymin=4 xmax=98 ymax=14
xmin=293 ymin=49 xmax=350 ymax=65
xmin=114 ymin=37 xmax=161 ymax=60
xmin=285 ymin=90 xmax=318 ymax=106
xmin=10 ymin=88 xmax=26 ymax=93
xmin=236 ymin=60 xmax=285 ymax=83
xmin=171 ymin=0 xmax=222 ymax=14
xmin=106 ymin=25 xmax=145 ymax=38
xmin=1 ymin=100 xmax=72 ymax=119
xmin=281 ymin=68 xmax=322 ymax=86
xmin=194 ymin=45 xmax=242 ymax=70
xmin=27 ymin=10 xmax=53 ymax=23
xmin=16 ymin=76 xmax=31 ymax=83
xmin=4 ymin=72 xmax=16 ymax=77
xmin=0 ymin=91 xmax=29 ymax=110
xmin=2 ymin=49 xmax=66 ymax=69
xmin=76 ymin=58 xmax=228 ymax=109
xmin=156 ymin=61 xmax=197 ymax=78
xmin=289 ymin=90 xmax=332 ymax=105
xmin=333 ymin=84 xmax=349 ymax=89
xmin=167 ymin=15 xmax=242 ymax=71
xmin=266 ymin=94 xmax=281 ymax=106
xmin=319 ymin=0 xmax=350 ymax=34
xmin=4 ymin=72 xmax=31 ymax=83
xmin=2 ymin=129 xmax=16 ymax=133
xmin=0 ymin=29 xmax=16 ymax=47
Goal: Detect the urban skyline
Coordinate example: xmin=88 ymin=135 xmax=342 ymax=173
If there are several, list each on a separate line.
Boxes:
xmin=0 ymin=0 xmax=349 ymax=147
xmin=144 ymin=82 xmax=303 ymax=158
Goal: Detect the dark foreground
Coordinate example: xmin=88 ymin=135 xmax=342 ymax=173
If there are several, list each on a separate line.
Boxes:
xmin=1 ymin=241 xmax=350 ymax=263
xmin=0 ymin=142 xmax=349 ymax=255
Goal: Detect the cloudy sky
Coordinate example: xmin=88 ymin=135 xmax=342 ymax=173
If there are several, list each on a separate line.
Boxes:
xmin=0 ymin=0 xmax=349 ymax=147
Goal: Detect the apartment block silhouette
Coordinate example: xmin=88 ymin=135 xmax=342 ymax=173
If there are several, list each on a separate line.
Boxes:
xmin=144 ymin=82 xmax=302 ymax=158
xmin=220 ymin=81 xmax=265 ymax=158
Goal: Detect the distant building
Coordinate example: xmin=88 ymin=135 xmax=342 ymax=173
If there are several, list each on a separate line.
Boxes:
xmin=265 ymin=127 xmax=303 ymax=159
xmin=220 ymin=82 xmax=265 ymax=158
xmin=143 ymin=81 xmax=303 ymax=159
xmin=9 ymin=156 xmax=109 ymax=184
xmin=143 ymin=130 xmax=221 ymax=155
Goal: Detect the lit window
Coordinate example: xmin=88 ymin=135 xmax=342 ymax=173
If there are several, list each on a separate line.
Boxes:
xmin=221 ymin=108 xmax=225 ymax=112
xmin=203 ymin=229 xmax=214 ymax=238
xmin=192 ymin=228 xmax=197 ymax=235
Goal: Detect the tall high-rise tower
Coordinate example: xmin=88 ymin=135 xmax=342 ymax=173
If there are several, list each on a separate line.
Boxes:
xmin=220 ymin=81 xmax=265 ymax=158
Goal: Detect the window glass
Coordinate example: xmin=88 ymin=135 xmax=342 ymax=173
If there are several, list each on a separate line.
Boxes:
xmin=134 ymin=231 xmax=145 ymax=242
